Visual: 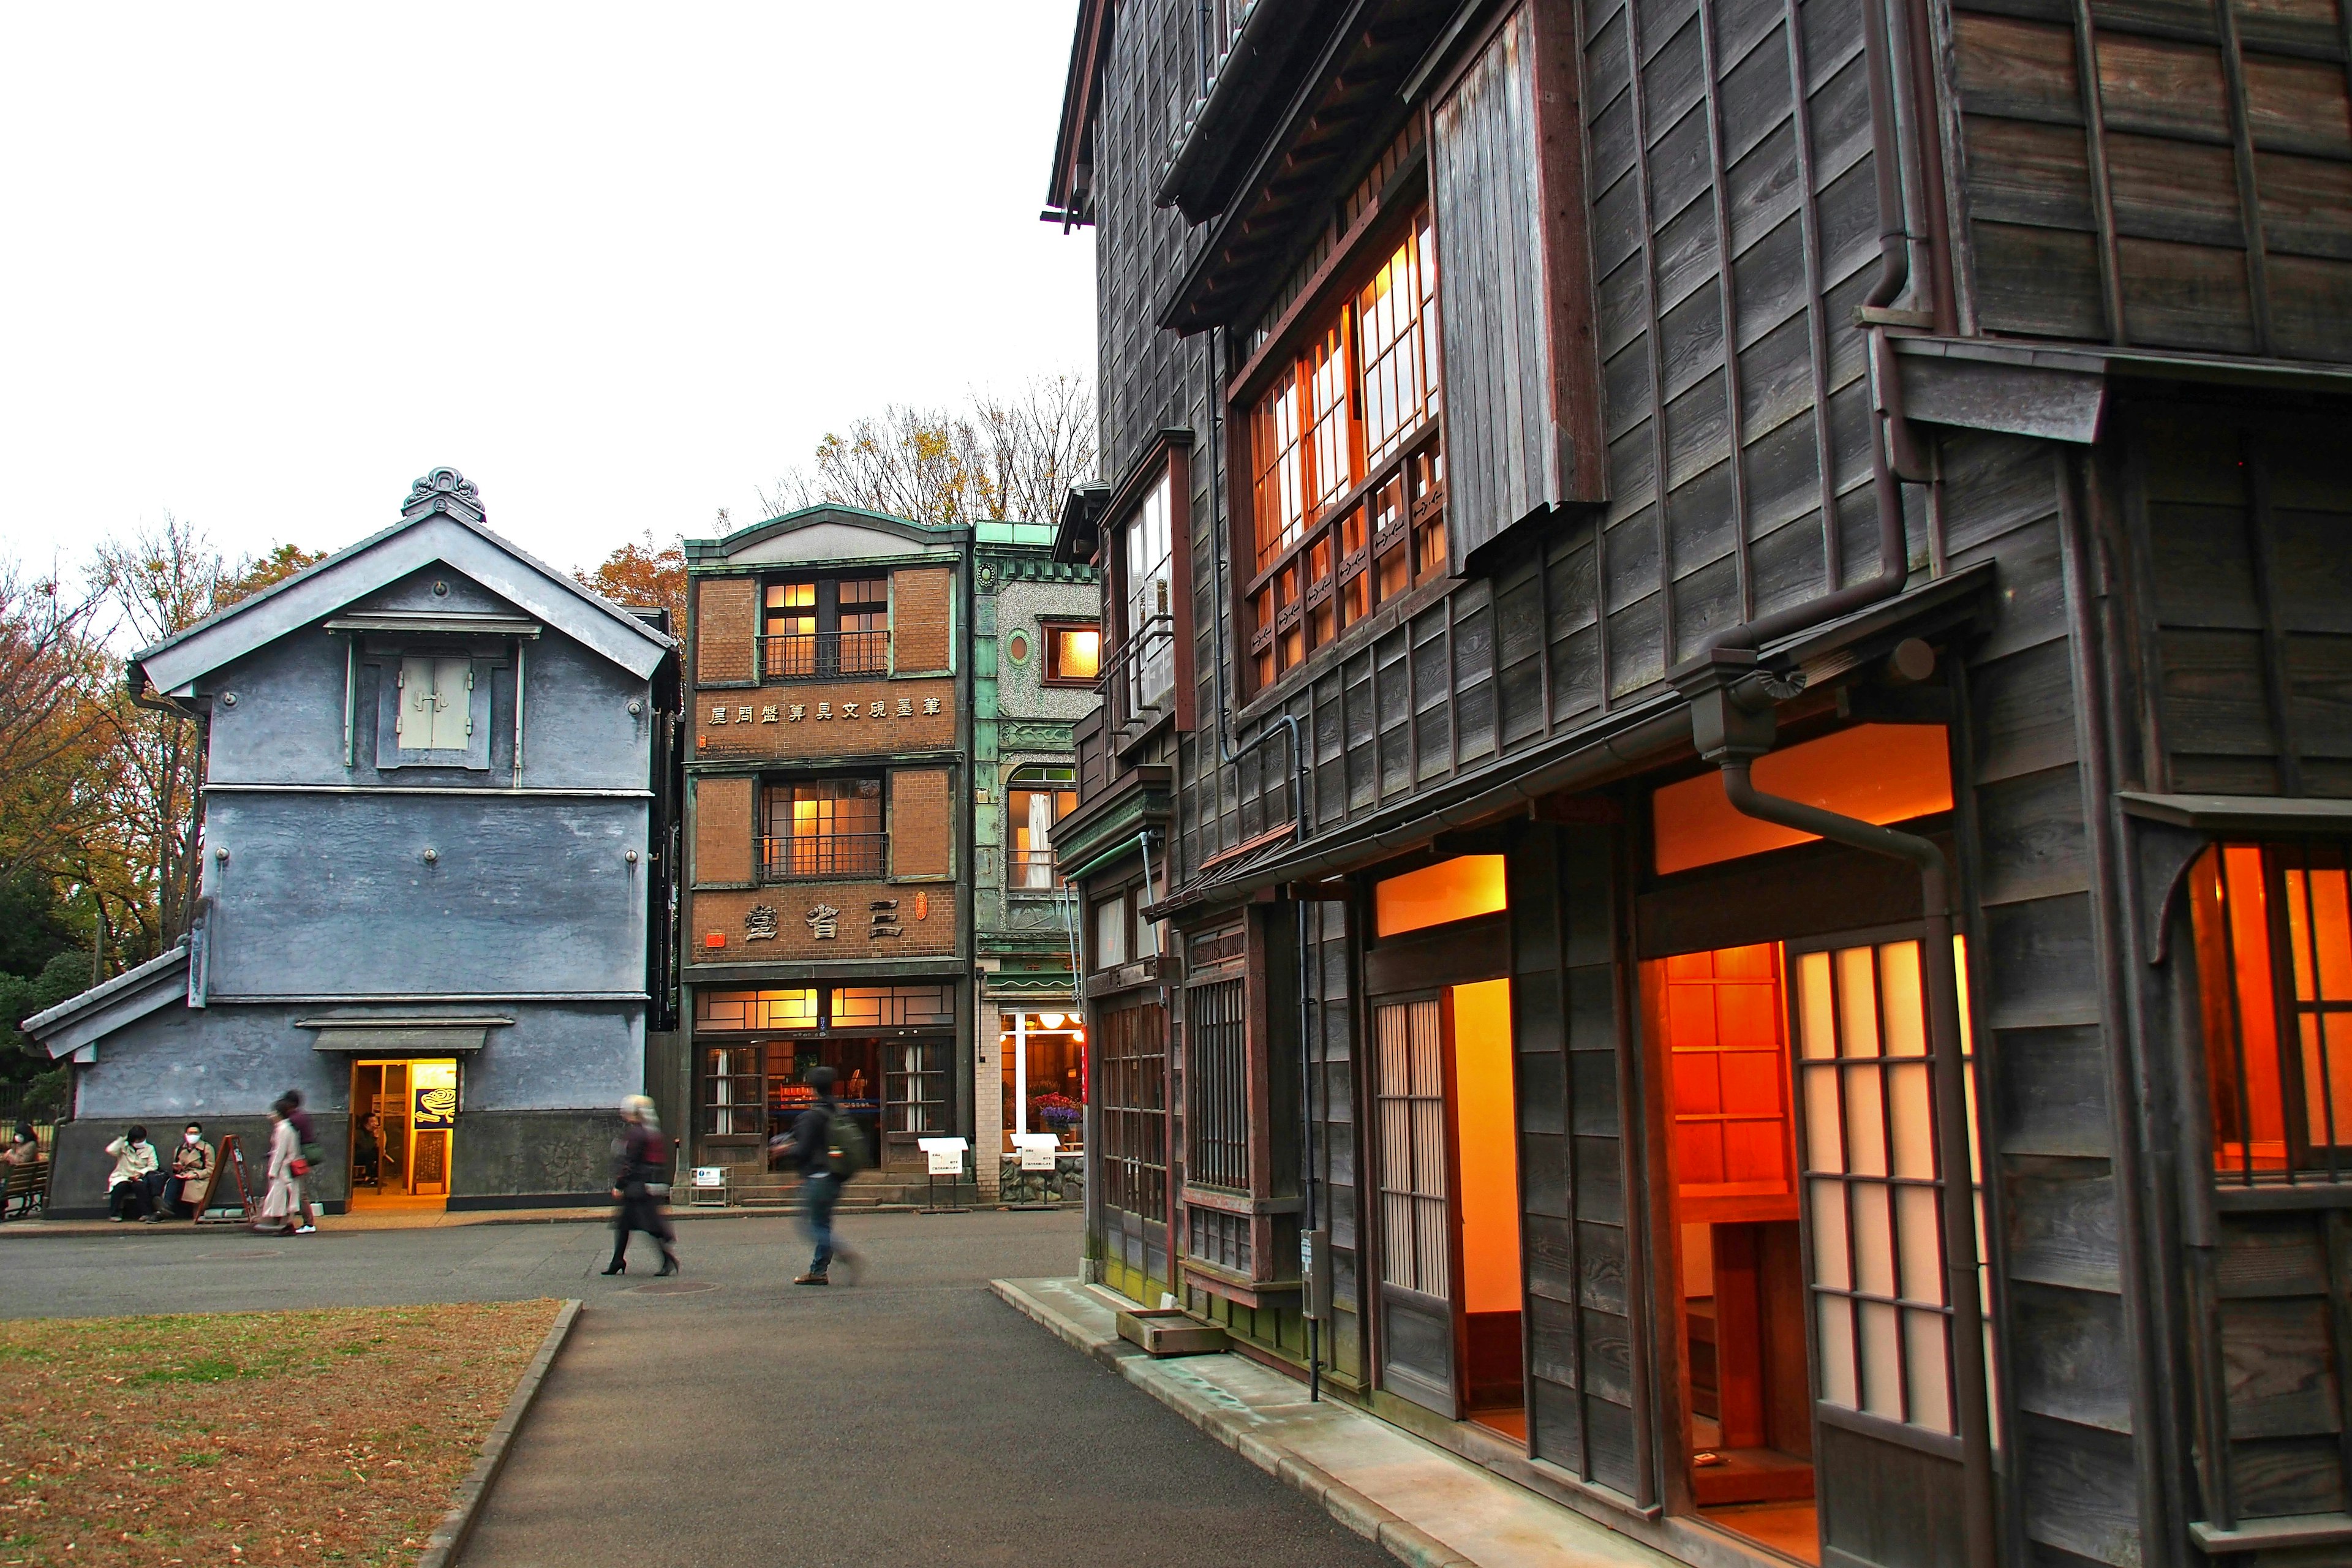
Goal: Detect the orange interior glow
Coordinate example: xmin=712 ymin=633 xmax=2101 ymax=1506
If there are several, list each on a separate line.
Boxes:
xmin=1651 ymin=724 xmax=1954 ymax=876
xmin=1452 ymin=978 xmax=1523 ymax=1315
xmin=1374 ymin=854 xmax=1507 ymax=938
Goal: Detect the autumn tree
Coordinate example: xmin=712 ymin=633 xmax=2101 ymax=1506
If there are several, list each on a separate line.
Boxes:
xmin=758 ymin=373 xmax=1097 ymax=527
xmin=0 ymin=565 xmax=116 ymax=888
xmin=575 ymin=531 xmax=688 ymax=632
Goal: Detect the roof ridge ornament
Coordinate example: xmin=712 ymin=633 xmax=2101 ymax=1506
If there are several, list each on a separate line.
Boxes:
xmin=402 ymin=467 xmax=484 ymax=524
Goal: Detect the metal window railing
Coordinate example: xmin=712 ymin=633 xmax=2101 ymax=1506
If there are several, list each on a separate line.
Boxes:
xmin=1008 ymin=848 xmax=1060 ymax=890
xmin=758 ymin=832 xmax=886 ymax=882
xmin=1101 ymin=612 xmax=1176 ymax=735
xmin=757 ymin=630 xmax=891 ymax=682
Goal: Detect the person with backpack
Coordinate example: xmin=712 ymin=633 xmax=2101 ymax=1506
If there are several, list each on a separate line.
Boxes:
xmin=775 ymin=1066 xmax=864 ymax=1285
xmin=282 ymin=1088 xmax=322 ymax=1233
xmin=603 ymin=1095 xmax=678 ymax=1276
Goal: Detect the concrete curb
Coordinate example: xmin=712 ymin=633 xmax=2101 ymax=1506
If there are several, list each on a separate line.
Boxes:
xmin=415 ymin=1296 xmax=582 ymax=1568
xmin=989 ymin=1281 xmax=1477 ymax=1568
xmin=0 ymin=1202 xmax=1074 ymax=1239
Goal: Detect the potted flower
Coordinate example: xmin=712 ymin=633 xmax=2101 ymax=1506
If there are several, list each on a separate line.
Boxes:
xmin=1031 ymin=1093 xmax=1083 ymax=1146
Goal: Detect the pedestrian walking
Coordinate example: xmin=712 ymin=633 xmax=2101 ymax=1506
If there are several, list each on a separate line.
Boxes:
xmin=253 ymin=1096 xmax=308 ymax=1236
xmin=603 ymin=1095 xmax=678 ymax=1277
xmin=104 ymin=1126 xmax=157 ymax=1221
xmin=775 ymin=1066 xmax=865 ymax=1286
xmin=282 ymin=1088 xmax=323 ymax=1231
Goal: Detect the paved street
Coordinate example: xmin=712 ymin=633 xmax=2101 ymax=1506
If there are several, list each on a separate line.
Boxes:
xmin=0 ymin=1210 xmax=1395 ymax=1568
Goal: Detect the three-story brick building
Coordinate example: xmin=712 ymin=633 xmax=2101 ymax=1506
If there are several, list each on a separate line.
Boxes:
xmin=676 ymin=507 xmax=973 ymax=1185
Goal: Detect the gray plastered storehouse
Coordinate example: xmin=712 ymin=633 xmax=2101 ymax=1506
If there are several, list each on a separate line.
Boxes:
xmin=28 ymin=468 xmax=680 ymax=1216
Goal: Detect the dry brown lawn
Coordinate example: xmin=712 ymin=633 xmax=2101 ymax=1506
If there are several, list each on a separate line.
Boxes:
xmin=0 ymin=1298 xmax=560 ymax=1567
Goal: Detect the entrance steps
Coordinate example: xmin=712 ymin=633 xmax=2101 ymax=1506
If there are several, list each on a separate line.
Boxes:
xmin=700 ymin=1170 xmax=982 ymax=1211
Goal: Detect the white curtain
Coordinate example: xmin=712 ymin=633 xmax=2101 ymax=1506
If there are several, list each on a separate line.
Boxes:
xmin=1025 ymin=791 xmax=1055 ymax=888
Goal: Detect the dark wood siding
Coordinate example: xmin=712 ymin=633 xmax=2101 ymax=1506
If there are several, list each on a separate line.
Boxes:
xmin=1511 ymin=821 xmax=1649 ymax=1500
xmin=1434 ymin=7 xmax=1566 ymax=554
xmin=1950 ymin=0 xmax=2352 ymax=358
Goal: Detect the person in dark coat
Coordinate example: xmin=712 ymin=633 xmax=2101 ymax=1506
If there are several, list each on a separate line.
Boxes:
xmin=604 ymin=1095 xmax=677 ymax=1276
xmin=778 ymin=1066 xmax=859 ymax=1286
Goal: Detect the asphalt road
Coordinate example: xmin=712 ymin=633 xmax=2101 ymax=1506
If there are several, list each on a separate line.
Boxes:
xmin=0 ymin=1210 xmax=1395 ymax=1568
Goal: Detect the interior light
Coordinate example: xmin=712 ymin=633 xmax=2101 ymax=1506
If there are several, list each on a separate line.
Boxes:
xmin=1040 ymin=1012 xmax=1066 ymax=1030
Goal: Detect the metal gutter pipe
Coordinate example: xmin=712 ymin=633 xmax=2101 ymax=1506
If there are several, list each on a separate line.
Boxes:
xmin=1681 ymin=652 xmax=1996 ymax=1568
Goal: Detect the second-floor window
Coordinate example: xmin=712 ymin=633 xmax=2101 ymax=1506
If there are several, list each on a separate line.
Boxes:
xmin=1008 ymin=766 xmax=1077 ymax=890
xmin=1043 ymin=622 xmax=1101 ymax=685
xmin=761 ymin=777 xmax=884 ymax=880
xmin=1121 ymin=472 xmax=1175 ymax=715
xmin=762 ymin=575 xmax=890 ymax=680
xmin=1244 ymin=209 xmax=1446 ymax=692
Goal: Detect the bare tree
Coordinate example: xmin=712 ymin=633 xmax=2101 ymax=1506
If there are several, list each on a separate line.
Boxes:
xmin=756 ymin=374 xmax=1098 ymax=527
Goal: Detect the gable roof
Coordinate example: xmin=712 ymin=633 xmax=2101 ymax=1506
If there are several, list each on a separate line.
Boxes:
xmin=24 ymin=943 xmax=191 ymax=1059
xmin=683 ymin=502 xmax=967 ymax=566
xmin=130 ymin=467 xmax=676 ymax=698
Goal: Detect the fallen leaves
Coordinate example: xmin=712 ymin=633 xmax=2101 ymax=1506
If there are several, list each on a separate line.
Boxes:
xmin=0 ymin=1300 xmax=557 ymax=1567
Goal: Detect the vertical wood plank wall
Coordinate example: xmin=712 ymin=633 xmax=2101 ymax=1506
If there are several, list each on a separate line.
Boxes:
xmin=1944 ymin=431 xmax=2144 ymax=1567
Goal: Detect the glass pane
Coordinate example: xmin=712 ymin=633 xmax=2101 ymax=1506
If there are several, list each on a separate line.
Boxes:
xmin=1858 ymin=1298 xmax=1904 ymax=1419
xmin=1811 ymin=1177 xmax=1852 ymax=1290
xmin=2304 ymin=1013 xmax=2352 ymax=1150
xmin=1879 ymin=941 xmax=1926 ymax=1055
xmin=1819 ymin=1295 xmax=1858 ymax=1408
xmin=1798 ymin=950 xmax=1837 ymax=1059
xmin=1845 ymin=1064 xmax=1888 ymax=1177
xmin=1838 ymin=947 xmax=1882 ymax=1057
xmin=1898 ymin=1182 xmax=1946 ymax=1305
xmin=1905 ymin=1309 xmax=1953 ymax=1433
xmin=1888 ymin=1060 xmax=1936 ymax=1179
xmin=1853 ymin=1182 xmax=1897 ymax=1298
xmin=1805 ymin=1063 xmax=1847 ymax=1172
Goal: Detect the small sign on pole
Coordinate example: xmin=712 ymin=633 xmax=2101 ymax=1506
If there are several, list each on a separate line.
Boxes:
xmin=916 ymin=1136 xmax=969 ymax=1213
xmin=1012 ymin=1133 xmax=1060 ymax=1172
xmin=692 ymin=1166 xmax=726 ymax=1188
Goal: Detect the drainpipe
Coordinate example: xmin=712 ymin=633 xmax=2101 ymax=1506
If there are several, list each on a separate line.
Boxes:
xmin=1677 ymin=650 xmax=1995 ymax=1568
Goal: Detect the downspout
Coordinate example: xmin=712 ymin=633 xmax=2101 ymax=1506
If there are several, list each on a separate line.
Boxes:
xmin=1678 ymin=652 xmax=1995 ymax=1568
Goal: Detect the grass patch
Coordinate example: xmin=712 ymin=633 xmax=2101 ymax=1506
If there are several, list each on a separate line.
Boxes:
xmin=0 ymin=1299 xmax=559 ymax=1567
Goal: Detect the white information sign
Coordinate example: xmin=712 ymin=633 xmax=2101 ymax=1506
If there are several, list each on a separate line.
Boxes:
xmin=917 ymin=1136 xmax=968 ymax=1177
xmin=1012 ymin=1133 xmax=1060 ymax=1172
xmin=692 ymin=1166 xmax=726 ymax=1188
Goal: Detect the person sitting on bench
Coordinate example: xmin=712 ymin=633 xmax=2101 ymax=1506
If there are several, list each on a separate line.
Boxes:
xmin=2 ymin=1124 xmax=37 ymax=1167
xmin=151 ymin=1123 xmax=214 ymax=1220
xmin=105 ymin=1127 xmax=157 ymax=1221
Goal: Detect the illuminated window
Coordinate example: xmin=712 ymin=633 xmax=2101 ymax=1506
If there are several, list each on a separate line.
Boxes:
xmin=1373 ymin=854 xmax=1507 ymax=938
xmin=1242 ymin=209 xmax=1446 ymax=693
xmin=694 ymin=989 xmax=818 ymax=1031
xmin=760 ymin=576 xmax=890 ymax=680
xmin=1651 ymin=724 xmax=1954 ymax=876
xmin=1043 ymin=622 xmax=1101 ymax=685
xmin=1008 ymin=766 xmax=1077 ymax=890
xmin=760 ymin=778 xmax=884 ymax=880
xmin=2192 ymin=842 xmax=2352 ymax=1180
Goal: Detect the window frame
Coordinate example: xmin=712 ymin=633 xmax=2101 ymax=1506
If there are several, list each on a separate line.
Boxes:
xmin=1040 ymin=619 xmax=1103 ymax=688
xmin=1006 ymin=764 xmax=1078 ymax=894
xmin=1229 ymin=198 xmax=1447 ymax=703
xmin=1095 ymin=435 xmax=1196 ymax=745
xmin=758 ymin=572 xmax=894 ymax=682
xmin=375 ymin=644 xmax=499 ymax=772
xmin=757 ymin=774 xmax=888 ymax=883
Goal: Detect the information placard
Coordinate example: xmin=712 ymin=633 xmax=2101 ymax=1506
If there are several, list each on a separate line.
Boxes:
xmin=1012 ymin=1133 xmax=1060 ymax=1172
xmin=916 ymin=1136 xmax=968 ymax=1177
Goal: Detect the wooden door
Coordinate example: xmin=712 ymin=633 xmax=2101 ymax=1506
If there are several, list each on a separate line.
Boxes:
xmin=1374 ymin=995 xmax=1460 ymax=1417
xmin=1787 ymin=932 xmax=1975 ymax=1568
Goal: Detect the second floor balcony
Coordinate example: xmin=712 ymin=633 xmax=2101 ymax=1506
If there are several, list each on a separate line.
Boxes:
xmin=756 ymin=630 xmax=891 ymax=683
xmin=758 ymin=832 xmax=887 ymax=883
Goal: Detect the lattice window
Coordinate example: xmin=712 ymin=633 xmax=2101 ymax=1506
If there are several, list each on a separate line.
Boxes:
xmin=1374 ymin=998 xmax=1450 ymax=1298
xmin=1186 ymin=978 xmax=1249 ymax=1191
xmin=1100 ymin=998 xmax=1169 ymax=1224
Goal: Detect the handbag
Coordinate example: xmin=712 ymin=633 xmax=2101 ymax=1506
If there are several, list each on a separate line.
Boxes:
xmin=288 ymin=1157 xmax=311 ymax=1178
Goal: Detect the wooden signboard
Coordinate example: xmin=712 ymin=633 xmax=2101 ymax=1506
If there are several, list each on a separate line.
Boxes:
xmin=194 ymin=1133 xmax=255 ymax=1225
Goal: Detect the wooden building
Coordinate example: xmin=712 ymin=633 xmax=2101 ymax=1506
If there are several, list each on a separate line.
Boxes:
xmin=676 ymin=507 xmax=975 ymax=1189
xmin=29 ymin=468 xmax=682 ymax=1215
xmin=1043 ymin=1 xmax=2352 ymax=1565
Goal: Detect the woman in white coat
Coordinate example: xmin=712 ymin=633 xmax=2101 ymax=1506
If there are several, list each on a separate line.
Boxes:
xmin=252 ymin=1096 xmax=307 ymax=1236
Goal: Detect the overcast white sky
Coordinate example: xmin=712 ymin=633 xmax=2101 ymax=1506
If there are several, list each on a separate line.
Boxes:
xmin=0 ymin=2 xmax=1096 ymax=580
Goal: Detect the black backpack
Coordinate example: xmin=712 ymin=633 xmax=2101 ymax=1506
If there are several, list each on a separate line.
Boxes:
xmin=823 ymin=1107 xmax=869 ymax=1179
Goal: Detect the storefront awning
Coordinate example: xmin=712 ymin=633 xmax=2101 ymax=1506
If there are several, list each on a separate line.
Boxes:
xmin=298 ymin=1016 xmax=510 ymax=1055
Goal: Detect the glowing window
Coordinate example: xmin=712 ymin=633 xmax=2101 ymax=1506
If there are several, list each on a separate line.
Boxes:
xmin=1651 ymin=724 xmax=1954 ymax=876
xmin=1374 ymin=854 xmax=1507 ymax=938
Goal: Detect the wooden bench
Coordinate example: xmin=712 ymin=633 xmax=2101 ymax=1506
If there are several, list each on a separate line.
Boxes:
xmin=1 ymin=1159 xmax=50 ymax=1222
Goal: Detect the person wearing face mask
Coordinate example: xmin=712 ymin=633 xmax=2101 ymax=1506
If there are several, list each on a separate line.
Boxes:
xmin=104 ymin=1126 xmax=158 ymax=1221
xmin=151 ymin=1123 xmax=215 ymax=1221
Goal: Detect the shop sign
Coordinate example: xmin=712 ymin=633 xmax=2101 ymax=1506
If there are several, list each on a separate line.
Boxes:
xmin=807 ymin=903 xmax=840 ymax=940
xmin=707 ymin=696 xmax=941 ymax=724
xmin=918 ymin=1136 xmax=968 ymax=1176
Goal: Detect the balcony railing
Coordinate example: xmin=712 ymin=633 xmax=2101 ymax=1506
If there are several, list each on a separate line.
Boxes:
xmin=1102 ymin=612 xmax=1176 ymax=739
xmin=757 ymin=630 xmax=891 ymax=682
xmin=758 ymin=832 xmax=887 ymax=882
